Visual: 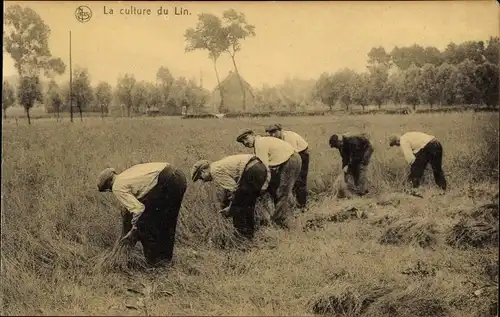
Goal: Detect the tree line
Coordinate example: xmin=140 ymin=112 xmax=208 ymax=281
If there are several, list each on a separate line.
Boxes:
xmin=309 ymin=39 xmax=499 ymax=111
xmin=2 ymin=4 xmax=499 ymax=124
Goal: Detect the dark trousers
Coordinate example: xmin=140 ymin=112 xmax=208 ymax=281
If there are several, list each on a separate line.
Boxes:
xmin=230 ymin=158 xmax=268 ymax=239
xmin=293 ymin=148 xmax=309 ymax=208
xmin=121 ymin=166 xmax=187 ymax=266
xmin=347 ymin=145 xmax=373 ymax=195
xmin=409 ymin=139 xmax=447 ymax=190
xmin=267 ymin=152 xmax=302 ymax=227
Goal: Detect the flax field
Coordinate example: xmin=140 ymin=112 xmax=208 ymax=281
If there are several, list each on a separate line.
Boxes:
xmin=1 ymin=111 xmax=498 ymax=316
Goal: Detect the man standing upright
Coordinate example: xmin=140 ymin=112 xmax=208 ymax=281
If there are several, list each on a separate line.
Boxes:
xmin=97 ymin=162 xmax=187 ymax=267
xmin=265 ymin=124 xmax=310 ymax=210
xmin=237 ymin=129 xmax=302 ymax=229
xmin=329 ymin=133 xmax=374 ymax=196
xmin=191 ymin=154 xmax=271 ymax=239
xmin=389 ymin=131 xmax=447 ymax=191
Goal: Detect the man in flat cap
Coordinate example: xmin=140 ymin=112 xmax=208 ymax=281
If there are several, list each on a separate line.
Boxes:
xmin=389 ymin=131 xmax=447 ymax=191
xmin=265 ymin=124 xmax=310 ymax=210
xmin=97 ymin=162 xmax=187 ymax=267
xmin=236 ymin=129 xmax=301 ymax=229
xmin=329 ymin=132 xmax=374 ymax=196
xmin=191 ymin=154 xmax=271 ymax=239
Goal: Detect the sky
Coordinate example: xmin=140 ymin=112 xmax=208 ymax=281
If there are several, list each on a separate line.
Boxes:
xmin=2 ymin=1 xmax=499 ymax=91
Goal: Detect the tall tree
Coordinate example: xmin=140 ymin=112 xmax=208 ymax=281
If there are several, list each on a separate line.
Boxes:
xmin=3 ymin=4 xmax=65 ymax=77
xmin=185 ymin=14 xmax=228 ymax=112
xmin=3 ymin=4 xmax=66 ymax=123
xmin=45 ymin=79 xmax=63 ymax=120
xmin=72 ymin=67 xmax=93 ymax=121
xmin=2 ymin=81 xmax=16 ymax=119
xmin=222 ymin=9 xmax=256 ymax=111
xmin=115 ymin=74 xmax=136 ymax=117
xmin=17 ymin=76 xmax=43 ymax=124
xmin=95 ymin=81 xmax=113 ymax=118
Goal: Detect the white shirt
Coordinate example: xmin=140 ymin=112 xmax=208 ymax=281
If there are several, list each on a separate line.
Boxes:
xmin=282 ymin=130 xmax=308 ymax=152
xmin=400 ymin=132 xmax=435 ymax=164
xmin=112 ymin=162 xmax=169 ymax=214
xmin=210 ymin=154 xmax=271 ymax=192
xmin=253 ymin=136 xmax=296 ymax=167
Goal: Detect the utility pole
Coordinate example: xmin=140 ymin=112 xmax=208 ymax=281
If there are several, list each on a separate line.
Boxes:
xmin=69 ymin=30 xmax=73 ymax=123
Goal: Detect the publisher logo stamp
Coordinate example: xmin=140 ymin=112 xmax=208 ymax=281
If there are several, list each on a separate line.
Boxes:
xmin=75 ymin=6 xmax=92 ymax=23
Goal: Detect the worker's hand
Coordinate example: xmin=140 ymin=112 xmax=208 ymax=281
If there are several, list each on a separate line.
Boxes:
xmin=120 ymin=225 xmax=138 ymax=246
xmin=343 ymin=166 xmax=349 ymax=173
xmin=219 ymin=206 xmax=232 ymax=218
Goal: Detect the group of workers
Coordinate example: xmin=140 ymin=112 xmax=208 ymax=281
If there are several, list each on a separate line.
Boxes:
xmin=97 ymin=124 xmax=447 ymax=267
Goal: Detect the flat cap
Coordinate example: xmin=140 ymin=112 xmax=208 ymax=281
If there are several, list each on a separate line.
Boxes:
xmin=329 ymin=134 xmax=340 ymax=148
xmin=97 ymin=167 xmax=117 ymax=191
xmin=236 ymin=129 xmax=254 ymax=143
xmin=265 ymin=124 xmax=282 ymax=133
xmin=388 ymin=134 xmax=400 ymax=146
xmin=191 ymin=160 xmax=211 ymax=182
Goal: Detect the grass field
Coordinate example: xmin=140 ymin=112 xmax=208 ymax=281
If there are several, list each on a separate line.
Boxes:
xmin=1 ymin=111 xmax=499 ymax=316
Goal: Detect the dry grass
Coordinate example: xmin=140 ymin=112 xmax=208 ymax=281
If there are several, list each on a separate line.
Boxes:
xmin=379 ymin=217 xmax=439 ymax=248
xmin=1 ymin=112 xmax=498 ymax=316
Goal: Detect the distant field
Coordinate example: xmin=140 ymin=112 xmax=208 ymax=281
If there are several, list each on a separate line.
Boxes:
xmin=1 ymin=112 xmax=498 ymax=316
xmin=5 ymin=103 xmax=495 ymax=123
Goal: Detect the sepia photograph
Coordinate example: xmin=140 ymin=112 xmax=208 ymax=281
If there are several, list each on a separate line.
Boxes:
xmin=2 ymin=0 xmax=499 ymax=315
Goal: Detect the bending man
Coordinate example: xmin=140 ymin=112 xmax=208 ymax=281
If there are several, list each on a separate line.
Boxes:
xmin=237 ymin=129 xmax=301 ymax=229
xmin=329 ymin=133 xmax=374 ymax=196
xmin=97 ymin=162 xmax=187 ymax=267
xmin=191 ymin=154 xmax=271 ymax=239
xmin=389 ymin=131 xmax=447 ymax=191
xmin=265 ymin=124 xmax=310 ymax=210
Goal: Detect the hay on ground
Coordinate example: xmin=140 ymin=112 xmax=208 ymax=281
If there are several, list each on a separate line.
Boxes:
xmin=310 ymin=284 xmax=392 ymax=316
xmin=365 ymin=287 xmax=448 ymax=317
xmin=370 ymin=215 xmax=397 ymax=227
xmin=334 ymin=172 xmax=357 ymax=199
xmin=470 ymin=202 xmax=498 ymax=223
xmin=303 ymin=207 xmax=367 ymax=232
xmin=379 ymin=218 xmax=438 ymax=248
xmin=328 ymin=206 xmax=367 ymax=222
xmin=93 ymin=238 xmax=148 ymax=274
xmin=446 ymin=219 xmax=498 ymax=249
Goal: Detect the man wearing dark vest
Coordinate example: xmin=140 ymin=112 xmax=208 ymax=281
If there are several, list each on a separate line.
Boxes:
xmin=329 ymin=133 xmax=374 ymax=196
